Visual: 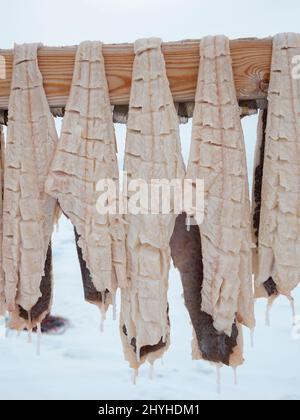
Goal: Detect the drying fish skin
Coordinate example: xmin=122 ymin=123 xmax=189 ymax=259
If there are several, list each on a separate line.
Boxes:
xmin=170 ymin=214 xmax=239 ymax=366
xmin=3 ymin=43 xmax=59 ymax=329
xmin=120 ymin=38 xmax=185 ymax=369
xmin=45 ymin=41 xmax=127 ymax=315
xmin=74 ymin=228 xmax=110 ymax=308
xmin=255 ymin=33 xmax=300 ymax=301
xmin=187 ymin=35 xmax=254 ymax=334
xmin=238 ymin=141 xmax=256 ymax=331
xmin=252 ymin=110 xmax=279 ymax=299
xmin=183 ymin=35 xmax=254 ymax=366
xmin=0 ymin=126 xmax=5 ymax=316
xmin=9 ymin=244 xmax=53 ymax=329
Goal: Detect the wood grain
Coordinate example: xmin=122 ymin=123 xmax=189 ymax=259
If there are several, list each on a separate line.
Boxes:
xmin=0 ymin=38 xmax=272 ymax=109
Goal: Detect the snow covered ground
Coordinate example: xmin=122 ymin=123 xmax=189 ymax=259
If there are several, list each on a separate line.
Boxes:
xmin=0 ymin=217 xmax=299 ymax=401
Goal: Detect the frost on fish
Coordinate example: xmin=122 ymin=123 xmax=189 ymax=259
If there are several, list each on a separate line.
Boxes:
xmin=45 ymin=42 xmax=127 ymax=315
xmin=254 ymin=33 xmax=300 ymax=304
xmin=120 ymin=38 xmax=185 ymax=369
xmin=0 ymin=126 xmax=5 ymax=316
xmin=3 ymin=44 xmax=59 ymax=329
xmin=182 ymin=35 xmax=254 ymax=366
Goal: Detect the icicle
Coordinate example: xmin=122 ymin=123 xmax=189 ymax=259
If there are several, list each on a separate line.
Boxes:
xmin=112 ymin=293 xmax=117 ymax=322
xmin=132 ymin=369 xmax=139 ymax=385
xmin=250 ymin=328 xmax=255 ymax=348
xmin=28 ymin=328 xmax=32 ymax=344
xmin=149 ymin=363 xmax=155 ymax=381
xmin=99 ymin=303 xmax=106 ymax=333
xmin=266 ymin=301 xmax=273 ymax=326
xmin=186 ymin=216 xmax=191 ymax=232
xmin=27 ymin=311 xmax=32 ymax=343
xmin=5 ymin=327 xmax=9 ymax=339
xmin=100 ymin=316 xmax=105 ymax=333
xmin=287 ymin=295 xmax=296 ymax=325
xmin=36 ymin=323 xmax=42 ymax=356
xmin=233 ymin=367 xmax=238 ymax=386
xmin=216 ymin=365 xmax=222 ymax=395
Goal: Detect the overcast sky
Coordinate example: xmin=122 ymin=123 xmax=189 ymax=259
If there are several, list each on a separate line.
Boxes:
xmin=2 ymin=0 xmax=297 ymax=177
xmin=1 ymin=0 xmax=300 ymax=47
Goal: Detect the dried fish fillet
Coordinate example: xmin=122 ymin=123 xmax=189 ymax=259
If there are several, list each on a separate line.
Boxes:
xmin=254 ymin=33 xmax=300 ymax=303
xmin=0 ymin=126 xmax=5 ymax=315
xmin=9 ymin=244 xmax=53 ymax=329
xmin=182 ymin=35 xmax=254 ymax=366
xmin=120 ymin=38 xmax=185 ymax=369
xmin=170 ymin=214 xmax=239 ymax=366
xmin=3 ymin=43 xmax=59 ymax=329
xmin=46 ymin=41 xmax=126 ymax=316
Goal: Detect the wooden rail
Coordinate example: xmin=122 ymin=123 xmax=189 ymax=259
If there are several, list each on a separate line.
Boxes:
xmin=0 ymin=38 xmax=273 ymax=110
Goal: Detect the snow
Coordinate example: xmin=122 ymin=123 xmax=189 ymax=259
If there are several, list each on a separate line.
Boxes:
xmin=0 ymin=216 xmax=300 ymax=401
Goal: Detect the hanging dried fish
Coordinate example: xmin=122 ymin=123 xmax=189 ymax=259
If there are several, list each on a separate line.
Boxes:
xmin=174 ymin=35 xmax=254 ymax=367
xmin=120 ymin=38 xmax=185 ymax=369
xmin=46 ymin=41 xmax=127 ymax=318
xmin=170 ymin=214 xmax=241 ymax=366
xmin=3 ymin=43 xmax=59 ymax=329
xmin=0 ymin=126 xmax=5 ymax=316
xmin=253 ymin=33 xmax=300 ymax=307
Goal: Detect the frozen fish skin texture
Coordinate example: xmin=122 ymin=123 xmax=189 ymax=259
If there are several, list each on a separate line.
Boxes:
xmin=184 ymin=35 xmax=254 ymax=366
xmin=170 ymin=214 xmax=240 ymax=366
xmin=3 ymin=43 xmax=59 ymax=327
xmin=121 ymin=38 xmax=185 ymax=369
xmin=46 ymin=41 xmax=126 ymax=315
xmin=255 ymin=33 xmax=300 ymax=301
xmin=252 ymin=110 xmax=279 ymax=299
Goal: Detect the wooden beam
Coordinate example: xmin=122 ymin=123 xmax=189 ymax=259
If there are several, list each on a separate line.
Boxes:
xmin=0 ymin=38 xmax=272 ymax=110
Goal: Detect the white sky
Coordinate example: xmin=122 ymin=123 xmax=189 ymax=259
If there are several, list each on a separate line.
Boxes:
xmin=1 ymin=0 xmax=296 ymax=175
xmin=1 ymin=0 xmax=300 ymax=47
